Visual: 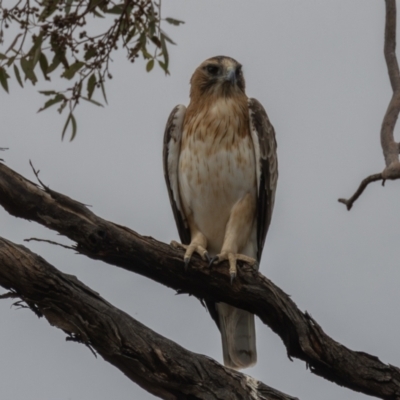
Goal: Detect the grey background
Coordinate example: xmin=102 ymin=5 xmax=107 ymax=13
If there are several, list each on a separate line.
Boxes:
xmin=1 ymin=1 xmax=398 ymax=399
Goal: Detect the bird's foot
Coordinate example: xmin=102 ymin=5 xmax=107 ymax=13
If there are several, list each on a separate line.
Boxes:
xmin=210 ymin=252 xmax=256 ymax=283
xmin=171 ymin=240 xmax=210 ymax=269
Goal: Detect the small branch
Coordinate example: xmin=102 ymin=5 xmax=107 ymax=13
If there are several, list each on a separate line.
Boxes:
xmin=338 ymin=173 xmax=383 ymax=210
xmin=0 ymin=291 xmax=18 ymax=299
xmin=0 ymin=237 xmax=297 ymax=400
xmin=24 ymin=237 xmax=76 ymax=250
xmin=0 ymin=147 xmax=8 ymax=162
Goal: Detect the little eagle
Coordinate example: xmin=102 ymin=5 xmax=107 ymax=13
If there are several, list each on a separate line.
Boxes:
xmin=163 ymin=56 xmax=278 ymax=369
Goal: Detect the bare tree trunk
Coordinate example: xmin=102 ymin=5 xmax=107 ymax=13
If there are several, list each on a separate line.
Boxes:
xmin=1 ymin=162 xmax=400 ymax=399
xmin=0 ymin=237 xmax=297 ymax=400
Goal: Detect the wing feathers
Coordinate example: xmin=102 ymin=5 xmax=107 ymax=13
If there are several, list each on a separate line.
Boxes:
xmin=248 ymin=98 xmax=278 ymax=262
xmin=163 ymin=105 xmax=191 ymax=245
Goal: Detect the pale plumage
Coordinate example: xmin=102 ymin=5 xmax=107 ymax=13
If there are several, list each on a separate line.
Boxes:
xmin=163 ymin=56 xmax=278 ymax=369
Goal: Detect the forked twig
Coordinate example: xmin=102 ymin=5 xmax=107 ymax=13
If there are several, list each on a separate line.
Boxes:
xmin=338 ymin=173 xmax=383 ymax=210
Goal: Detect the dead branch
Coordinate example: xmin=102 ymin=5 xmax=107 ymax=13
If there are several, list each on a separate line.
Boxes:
xmin=339 ymin=0 xmax=400 ymax=209
xmin=24 ymin=237 xmax=76 ymax=250
xmin=1 ymin=162 xmax=400 ymax=399
xmin=338 ymin=173 xmax=383 ymax=210
xmin=0 ymin=237 xmax=296 ymax=400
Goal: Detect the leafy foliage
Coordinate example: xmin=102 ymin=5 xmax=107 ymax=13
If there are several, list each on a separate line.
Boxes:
xmin=0 ymin=0 xmax=182 ymax=140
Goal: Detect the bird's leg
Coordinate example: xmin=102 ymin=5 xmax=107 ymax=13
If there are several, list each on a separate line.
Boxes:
xmin=171 ymin=230 xmax=209 ymax=269
xmin=211 ymin=193 xmax=257 ymax=281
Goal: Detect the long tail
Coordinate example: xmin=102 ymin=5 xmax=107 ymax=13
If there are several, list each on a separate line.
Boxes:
xmin=216 ymin=302 xmax=257 ymax=369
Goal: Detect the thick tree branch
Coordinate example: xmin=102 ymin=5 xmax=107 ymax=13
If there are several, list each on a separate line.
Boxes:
xmin=339 ymin=0 xmax=400 ymax=209
xmin=2 ymin=164 xmax=400 ymax=399
xmin=0 ymin=237 xmax=296 ymax=400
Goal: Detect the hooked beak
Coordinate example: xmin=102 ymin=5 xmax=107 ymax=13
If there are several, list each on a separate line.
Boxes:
xmin=225 ymin=68 xmax=236 ymax=85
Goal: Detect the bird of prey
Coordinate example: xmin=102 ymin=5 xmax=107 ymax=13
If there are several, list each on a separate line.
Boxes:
xmin=163 ymin=56 xmax=278 ymax=369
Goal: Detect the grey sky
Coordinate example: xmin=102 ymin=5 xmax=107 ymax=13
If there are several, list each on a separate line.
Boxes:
xmin=1 ymin=1 xmax=398 ymax=399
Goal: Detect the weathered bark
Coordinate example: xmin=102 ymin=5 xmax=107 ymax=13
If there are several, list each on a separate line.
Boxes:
xmin=0 ymin=237 xmax=296 ymax=400
xmin=1 ymin=163 xmax=400 ymax=399
xmin=339 ymin=0 xmax=400 ymax=209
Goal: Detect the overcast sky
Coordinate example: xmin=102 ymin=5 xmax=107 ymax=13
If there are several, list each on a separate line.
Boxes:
xmin=1 ymin=1 xmax=399 ymax=399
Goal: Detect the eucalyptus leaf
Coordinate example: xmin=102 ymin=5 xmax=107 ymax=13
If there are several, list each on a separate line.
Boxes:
xmin=70 ymin=113 xmax=77 ymax=141
xmin=38 ymin=94 xmax=65 ymax=112
xmin=20 ymin=57 xmax=38 ymax=85
xmin=165 ymin=17 xmax=185 ymax=26
xmin=0 ymin=67 xmax=10 ymax=93
xmin=62 ymin=62 xmax=85 ymax=80
xmin=13 ymin=65 xmax=23 ymax=88
xmin=146 ymin=59 xmax=154 ymax=72
xmin=39 ymin=53 xmax=50 ymax=80
xmin=99 ymin=75 xmax=108 ymax=104
xmin=61 ymin=113 xmax=72 ymax=141
xmin=106 ymin=5 xmax=123 ymax=14
xmin=87 ymin=73 xmax=96 ymax=99
xmin=82 ymin=97 xmax=103 ymax=107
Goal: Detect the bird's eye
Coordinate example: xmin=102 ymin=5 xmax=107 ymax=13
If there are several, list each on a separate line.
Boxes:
xmin=206 ymin=65 xmax=219 ymax=75
xmin=235 ymin=66 xmax=242 ymax=77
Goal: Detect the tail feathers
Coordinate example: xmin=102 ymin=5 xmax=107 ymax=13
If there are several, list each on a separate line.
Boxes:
xmin=216 ymin=302 xmax=257 ymax=369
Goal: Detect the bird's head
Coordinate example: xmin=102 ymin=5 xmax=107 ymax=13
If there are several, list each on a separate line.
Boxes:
xmin=189 ymin=56 xmax=246 ymax=100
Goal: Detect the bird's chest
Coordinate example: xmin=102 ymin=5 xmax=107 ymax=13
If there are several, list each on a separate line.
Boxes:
xmin=178 ymin=104 xmax=256 ymax=217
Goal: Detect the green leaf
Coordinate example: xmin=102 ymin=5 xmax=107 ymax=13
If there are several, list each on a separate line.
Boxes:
xmin=158 ymin=61 xmax=169 ymax=74
xmin=89 ymin=0 xmax=104 ymax=10
xmin=69 ymin=113 xmax=77 ymax=141
xmin=38 ymin=94 xmax=65 ymax=112
xmin=20 ymin=57 xmax=38 ymax=85
xmin=61 ymin=113 xmax=72 ymax=141
xmin=39 ymin=52 xmax=50 ymax=80
xmin=84 ymin=47 xmax=97 ymax=61
xmin=33 ymin=47 xmax=42 ymax=68
xmin=6 ymin=56 xmax=16 ymax=67
xmin=99 ymin=75 xmax=108 ymax=104
xmin=160 ymin=30 xmax=176 ymax=45
xmin=82 ymin=97 xmax=103 ymax=107
xmin=50 ymin=34 xmax=69 ymax=68
xmin=148 ymin=20 xmax=156 ymax=38
xmin=146 ymin=59 xmax=154 ymax=72
xmin=5 ymin=33 xmax=22 ymax=54
xmin=47 ymin=55 xmax=61 ymax=74
xmin=125 ymin=27 xmax=137 ymax=44
xmin=159 ymin=34 xmax=169 ymax=72
xmin=0 ymin=53 xmax=7 ymax=60
xmin=13 ymin=64 xmax=23 ymax=88
xmin=165 ymin=17 xmax=185 ymax=26
xmin=0 ymin=67 xmax=10 ymax=93
xmin=87 ymin=73 xmax=96 ymax=99
xmin=39 ymin=90 xmax=57 ymax=96
xmin=62 ymin=61 xmax=85 ymax=80
xmin=141 ymin=46 xmax=152 ymax=60
xmin=61 ymin=112 xmax=78 ymax=141
xmin=58 ymin=100 xmax=67 ymax=114
xmin=139 ymin=32 xmax=147 ymax=48
xmin=65 ymin=0 xmax=74 ymax=15
xmin=29 ymin=33 xmax=43 ymax=68
xmin=106 ymin=4 xmax=123 ymax=14
xmin=93 ymin=9 xmax=105 ymax=18
xmin=39 ymin=0 xmax=61 ymax=22
xmin=150 ymin=36 xmax=161 ymax=48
